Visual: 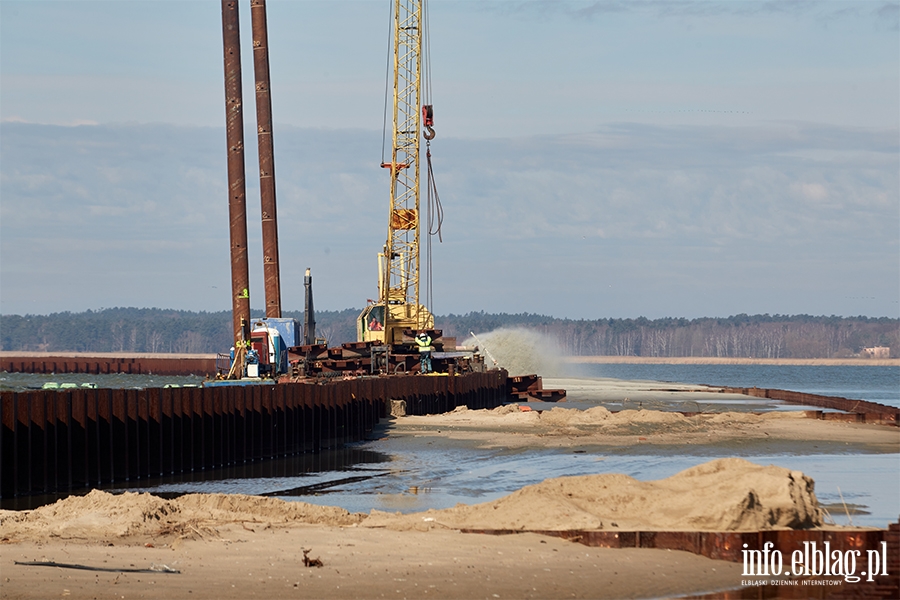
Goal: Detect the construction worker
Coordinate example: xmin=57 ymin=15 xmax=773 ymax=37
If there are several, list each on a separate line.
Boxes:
xmin=415 ymin=331 xmax=433 ymax=373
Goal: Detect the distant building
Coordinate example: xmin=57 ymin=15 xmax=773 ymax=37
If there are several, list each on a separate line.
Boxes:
xmin=861 ymin=346 xmax=891 ymax=359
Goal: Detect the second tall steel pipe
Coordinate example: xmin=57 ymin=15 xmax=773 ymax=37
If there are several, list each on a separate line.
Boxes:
xmin=250 ymin=0 xmax=282 ymax=318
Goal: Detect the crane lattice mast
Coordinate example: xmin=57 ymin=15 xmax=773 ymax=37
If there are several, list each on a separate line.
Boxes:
xmin=382 ymin=0 xmax=426 ymax=327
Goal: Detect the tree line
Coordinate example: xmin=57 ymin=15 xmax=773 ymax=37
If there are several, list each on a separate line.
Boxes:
xmin=0 ymin=308 xmax=896 ymax=358
xmin=439 ymin=313 xmax=898 ymax=359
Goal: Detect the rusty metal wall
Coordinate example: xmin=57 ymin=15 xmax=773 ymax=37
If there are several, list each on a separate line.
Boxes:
xmin=0 ymin=371 xmax=508 ymax=500
xmin=0 ymin=356 xmax=217 ymax=377
xmin=722 ymin=387 xmax=900 ymax=425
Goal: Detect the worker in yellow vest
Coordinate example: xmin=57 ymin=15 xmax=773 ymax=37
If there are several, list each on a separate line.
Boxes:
xmin=415 ymin=331 xmax=433 ymax=374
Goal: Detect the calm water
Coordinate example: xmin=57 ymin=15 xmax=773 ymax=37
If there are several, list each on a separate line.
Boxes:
xmin=576 ymin=363 xmax=900 ymax=408
xmin=0 ymin=371 xmax=205 ymax=392
xmin=5 ymin=365 xmax=898 ymax=527
xmin=107 ymin=436 xmax=899 ymax=528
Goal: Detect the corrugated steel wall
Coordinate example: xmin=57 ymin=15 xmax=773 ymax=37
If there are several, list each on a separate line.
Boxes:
xmin=0 ymin=356 xmax=217 ymax=376
xmin=0 ymin=370 xmax=508 ymax=500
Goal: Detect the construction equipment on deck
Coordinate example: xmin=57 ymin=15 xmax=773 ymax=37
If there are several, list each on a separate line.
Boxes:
xmin=211 ymin=1 xmax=502 ymax=384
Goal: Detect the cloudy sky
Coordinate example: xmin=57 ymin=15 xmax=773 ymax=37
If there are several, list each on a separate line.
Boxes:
xmin=1 ymin=0 xmax=898 ymax=320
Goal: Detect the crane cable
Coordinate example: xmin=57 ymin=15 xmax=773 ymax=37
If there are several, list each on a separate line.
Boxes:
xmin=421 ymin=0 xmax=443 ymax=313
xmin=422 ymin=0 xmax=432 ymax=109
xmin=425 ymin=140 xmax=443 ymax=311
xmin=380 ymin=1 xmax=393 ymax=166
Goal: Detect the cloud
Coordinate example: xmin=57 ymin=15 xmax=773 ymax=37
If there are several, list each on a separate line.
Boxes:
xmin=876 ymin=2 xmax=900 ymax=30
xmin=490 ymin=0 xmax=898 ymax=24
xmin=794 ymin=182 xmax=829 ymax=202
xmin=1 ymin=120 xmax=897 ymax=318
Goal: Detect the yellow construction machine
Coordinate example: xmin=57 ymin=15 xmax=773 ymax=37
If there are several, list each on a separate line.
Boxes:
xmin=358 ymin=0 xmax=435 ymax=346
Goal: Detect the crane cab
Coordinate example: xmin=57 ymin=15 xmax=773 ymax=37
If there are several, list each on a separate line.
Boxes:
xmin=357 ymin=302 xmax=434 ymax=346
xmin=358 ymin=304 xmax=386 ymax=343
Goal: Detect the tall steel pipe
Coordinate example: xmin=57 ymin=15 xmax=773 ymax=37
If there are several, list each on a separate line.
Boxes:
xmin=250 ymin=0 xmax=282 ymax=318
xmin=221 ymin=1 xmax=252 ymax=343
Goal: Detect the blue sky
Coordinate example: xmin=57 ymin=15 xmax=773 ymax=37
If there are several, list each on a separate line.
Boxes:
xmin=1 ymin=0 xmax=898 ymax=319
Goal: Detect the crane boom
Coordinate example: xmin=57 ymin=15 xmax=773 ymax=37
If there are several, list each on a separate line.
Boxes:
xmin=358 ymin=0 xmax=434 ymax=346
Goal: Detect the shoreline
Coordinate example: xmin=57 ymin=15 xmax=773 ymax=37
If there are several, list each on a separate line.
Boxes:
xmin=564 ymin=355 xmax=899 ymax=366
xmin=387 ymin=405 xmax=900 ymax=454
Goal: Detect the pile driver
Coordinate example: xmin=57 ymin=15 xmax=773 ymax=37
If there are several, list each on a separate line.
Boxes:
xmin=357 ymin=0 xmax=438 ymax=348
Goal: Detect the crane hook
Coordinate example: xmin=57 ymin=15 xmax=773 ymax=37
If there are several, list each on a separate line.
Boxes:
xmin=422 ymin=106 xmax=435 ymax=140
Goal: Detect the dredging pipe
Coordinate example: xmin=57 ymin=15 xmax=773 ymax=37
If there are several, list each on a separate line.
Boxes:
xmin=221 ymin=0 xmax=252 ymax=342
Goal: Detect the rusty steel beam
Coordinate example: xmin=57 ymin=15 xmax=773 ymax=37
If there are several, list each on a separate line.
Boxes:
xmin=250 ymin=0 xmax=282 ymax=318
xmin=0 ymin=355 xmax=218 ymax=376
xmin=221 ymin=0 xmax=252 ymax=343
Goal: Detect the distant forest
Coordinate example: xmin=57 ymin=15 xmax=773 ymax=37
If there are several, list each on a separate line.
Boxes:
xmin=1 ymin=308 xmax=897 ymax=359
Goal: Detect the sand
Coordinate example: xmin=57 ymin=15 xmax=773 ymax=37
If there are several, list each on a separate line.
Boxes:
xmin=390 ymin=404 xmax=900 ymax=453
xmin=362 ymin=457 xmax=822 ymax=532
xmin=0 ymin=456 xmax=842 ymax=599
xmin=2 ymin=402 xmax=896 ymax=599
xmin=0 ymin=529 xmax=743 ymax=600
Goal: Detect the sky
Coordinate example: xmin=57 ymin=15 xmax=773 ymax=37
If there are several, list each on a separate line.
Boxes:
xmin=1 ymin=0 xmax=898 ymax=320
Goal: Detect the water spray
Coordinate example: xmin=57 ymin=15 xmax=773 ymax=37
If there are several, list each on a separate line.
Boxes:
xmin=469 ymin=331 xmax=498 ymax=367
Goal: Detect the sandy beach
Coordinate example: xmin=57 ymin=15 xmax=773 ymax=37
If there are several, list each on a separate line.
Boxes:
xmin=2 ymin=401 xmax=897 ymax=599
xmin=0 ymin=525 xmax=744 ymax=599
xmin=0 ymin=457 xmax=811 ymax=600
xmin=3 ymin=365 xmax=897 ymax=599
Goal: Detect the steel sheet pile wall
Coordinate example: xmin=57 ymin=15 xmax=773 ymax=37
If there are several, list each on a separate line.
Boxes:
xmin=721 ymin=386 xmax=900 ymax=425
xmin=1 ymin=356 xmax=217 ymax=377
xmin=0 ymin=371 xmax=507 ymax=499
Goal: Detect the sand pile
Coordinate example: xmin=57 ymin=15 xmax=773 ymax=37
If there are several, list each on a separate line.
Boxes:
xmin=0 ymin=490 xmax=362 ymax=541
xmin=175 ymin=493 xmax=363 ymax=526
xmin=363 ymin=458 xmax=822 ymax=532
xmin=1 ymin=459 xmax=823 ymax=542
xmin=0 ymin=489 xmax=179 ymax=538
xmin=431 ymin=404 xmax=542 ymax=425
xmin=404 ymin=405 xmax=811 ymax=432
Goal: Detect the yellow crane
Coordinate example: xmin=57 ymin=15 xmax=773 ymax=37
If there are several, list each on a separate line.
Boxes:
xmin=358 ymin=0 xmax=435 ymax=346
